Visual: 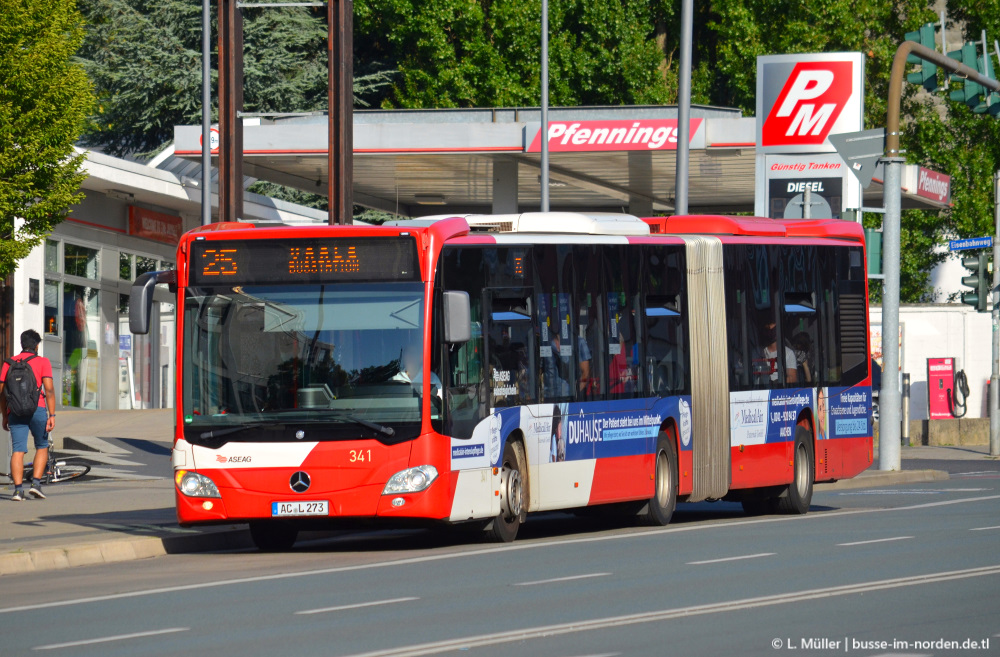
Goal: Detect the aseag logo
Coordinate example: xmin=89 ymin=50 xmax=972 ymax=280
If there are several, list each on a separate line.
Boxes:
xmin=762 ymin=61 xmax=854 ymax=146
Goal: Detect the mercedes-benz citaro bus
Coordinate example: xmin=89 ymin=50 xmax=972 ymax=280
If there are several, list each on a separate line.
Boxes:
xmin=129 ymin=212 xmax=874 ymax=551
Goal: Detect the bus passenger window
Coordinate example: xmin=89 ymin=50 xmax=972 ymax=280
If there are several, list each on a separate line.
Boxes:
xmin=608 ymin=294 xmax=639 ymax=397
xmin=488 ymin=295 xmax=534 ymax=408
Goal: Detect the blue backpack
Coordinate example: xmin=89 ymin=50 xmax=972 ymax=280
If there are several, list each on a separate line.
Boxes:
xmin=4 ymin=356 xmax=42 ymax=417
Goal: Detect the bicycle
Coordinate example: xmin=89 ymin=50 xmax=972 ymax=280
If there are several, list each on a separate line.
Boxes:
xmin=16 ymin=434 xmax=91 ymax=484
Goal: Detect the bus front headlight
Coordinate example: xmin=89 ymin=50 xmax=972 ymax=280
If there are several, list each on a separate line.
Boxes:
xmin=382 ymin=465 xmax=438 ymax=494
xmin=175 ymin=470 xmax=222 ymax=498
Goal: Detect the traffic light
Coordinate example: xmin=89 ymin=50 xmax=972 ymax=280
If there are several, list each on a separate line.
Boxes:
xmin=906 ymin=23 xmax=939 ymax=91
xmin=960 ymin=253 xmax=989 ymax=312
xmin=947 ymin=43 xmax=986 ymax=109
xmin=972 ymin=44 xmax=1000 ymax=116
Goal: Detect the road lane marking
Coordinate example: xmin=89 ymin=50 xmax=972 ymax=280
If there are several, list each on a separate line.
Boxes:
xmin=687 ymin=553 xmax=774 ymax=565
xmin=837 ymin=536 xmax=913 ymax=547
xmin=333 ymin=565 xmax=1000 ymax=657
xmin=514 ymin=573 xmax=610 ymax=586
xmin=296 ymin=597 xmax=418 ymax=615
xmin=33 ymin=627 xmax=188 ymax=651
xmin=4 ymin=493 xmax=998 ymax=615
xmin=970 ymin=525 xmax=1000 ymax=531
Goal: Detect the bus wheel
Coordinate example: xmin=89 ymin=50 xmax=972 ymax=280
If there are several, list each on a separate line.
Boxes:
xmin=485 ymin=441 xmax=526 ymax=543
xmin=777 ymin=427 xmax=814 ymax=514
xmin=249 ymin=521 xmax=298 ymax=551
xmin=638 ymin=434 xmax=677 ymax=526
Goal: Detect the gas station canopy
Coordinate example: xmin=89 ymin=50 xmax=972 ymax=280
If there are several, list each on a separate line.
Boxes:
xmin=172 ymin=105 xmax=951 ymax=219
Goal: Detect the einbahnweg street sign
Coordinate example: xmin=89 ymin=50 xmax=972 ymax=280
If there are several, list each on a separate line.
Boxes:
xmin=949 ymin=236 xmax=993 ymax=251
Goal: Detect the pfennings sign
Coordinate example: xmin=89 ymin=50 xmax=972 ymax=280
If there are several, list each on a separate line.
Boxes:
xmin=756 ymin=53 xmax=864 ymax=153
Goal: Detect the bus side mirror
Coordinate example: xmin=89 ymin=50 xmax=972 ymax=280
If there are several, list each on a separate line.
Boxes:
xmin=442 ymin=290 xmax=471 ymax=344
xmin=129 ymin=270 xmax=176 ymax=335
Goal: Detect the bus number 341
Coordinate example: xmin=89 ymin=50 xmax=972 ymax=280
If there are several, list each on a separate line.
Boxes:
xmin=349 ymin=450 xmax=372 ymax=463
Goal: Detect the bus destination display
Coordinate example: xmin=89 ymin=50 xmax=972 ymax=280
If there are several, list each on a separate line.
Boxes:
xmin=189 ymin=238 xmax=419 ymax=285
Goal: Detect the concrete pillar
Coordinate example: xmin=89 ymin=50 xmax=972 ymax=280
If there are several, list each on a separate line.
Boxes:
xmin=493 ymin=158 xmax=519 ymax=214
xmin=628 ymin=151 xmax=653 ymax=217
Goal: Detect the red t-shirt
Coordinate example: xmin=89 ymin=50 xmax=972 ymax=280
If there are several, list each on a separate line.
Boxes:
xmin=1 ymin=351 xmax=52 ymax=408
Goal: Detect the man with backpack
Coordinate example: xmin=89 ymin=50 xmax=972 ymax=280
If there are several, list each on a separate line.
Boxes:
xmin=1 ymin=329 xmax=56 ymax=501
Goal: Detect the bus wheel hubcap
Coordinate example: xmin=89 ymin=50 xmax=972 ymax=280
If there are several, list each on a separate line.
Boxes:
xmin=501 ymin=466 xmax=522 ymax=519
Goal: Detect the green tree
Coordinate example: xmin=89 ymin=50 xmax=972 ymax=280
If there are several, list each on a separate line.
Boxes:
xmin=79 ymin=0 xmax=392 ymax=157
xmin=0 ymin=0 xmax=94 ymax=279
xmin=355 ymin=0 xmax=670 ymax=108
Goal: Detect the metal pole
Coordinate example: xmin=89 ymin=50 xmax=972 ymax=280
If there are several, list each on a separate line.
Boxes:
xmin=674 ymin=0 xmax=693 ymax=215
xmin=540 ymin=0 xmax=549 ymax=213
xmin=991 ymin=171 xmax=999 ymax=457
xmin=328 ymin=0 xmax=353 ymax=225
xmin=879 ymin=157 xmax=904 ymax=470
xmin=217 ymin=0 xmax=244 ymax=223
xmin=201 ymin=0 xmax=211 ymax=226
xmin=803 ymin=187 xmax=811 ymax=219
xmin=882 ymin=41 xmax=1000 ymax=467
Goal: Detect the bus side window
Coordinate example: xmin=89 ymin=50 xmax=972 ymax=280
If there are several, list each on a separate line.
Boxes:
xmin=781 ymin=245 xmax=820 ymax=387
xmin=488 ymin=293 xmax=535 ymax=408
xmin=644 ymin=244 xmax=688 ymax=396
xmin=573 ymin=246 xmax=603 ymax=401
xmin=603 ymin=245 xmax=643 ymax=399
xmin=723 ymin=245 xmax=751 ymax=390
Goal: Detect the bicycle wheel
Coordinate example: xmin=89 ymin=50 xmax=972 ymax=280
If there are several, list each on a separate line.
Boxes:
xmin=50 ymin=461 xmax=91 ymax=483
xmin=23 ymin=462 xmax=50 ymax=484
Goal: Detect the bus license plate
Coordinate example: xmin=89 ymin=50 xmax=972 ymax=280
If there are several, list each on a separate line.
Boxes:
xmin=272 ymin=501 xmax=329 ymax=517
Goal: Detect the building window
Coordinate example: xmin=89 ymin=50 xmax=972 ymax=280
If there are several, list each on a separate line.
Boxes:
xmin=63 ymin=283 xmax=100 ymax=409
xmin=120 ymin=252 xmax=134 ymax=281
xmin=136 ymin=255 xmax=157 ymax=278
xmin=64 ymin=244 xmax=100 ymax=279
xmin=45 ymin=240 xmax=60 ymax=273
xmin=44 ymin=280 xmax=60 ymax=336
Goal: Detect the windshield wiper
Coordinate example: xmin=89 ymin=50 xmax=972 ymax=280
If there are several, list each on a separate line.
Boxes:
xmin=328 ymin=412 xmax=395 ymax=438
xmin=199 ymin=422 xmax=269 ymax=441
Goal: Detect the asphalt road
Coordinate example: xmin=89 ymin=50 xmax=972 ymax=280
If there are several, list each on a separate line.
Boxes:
xmin=2 ymin=472 xmax=998 ymax=657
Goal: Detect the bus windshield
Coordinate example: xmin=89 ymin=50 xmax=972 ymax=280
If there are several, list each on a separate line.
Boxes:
xmin=181 ymin=282 xmax=430 ymax=444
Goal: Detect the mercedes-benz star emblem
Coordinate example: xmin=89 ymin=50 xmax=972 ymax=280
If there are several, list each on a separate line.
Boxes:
xmin=289 ymin=471 xmax=311 ymax=493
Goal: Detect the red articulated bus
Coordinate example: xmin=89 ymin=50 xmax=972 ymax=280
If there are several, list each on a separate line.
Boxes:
xmin=130 ymin=212 xmax=873 ymax=550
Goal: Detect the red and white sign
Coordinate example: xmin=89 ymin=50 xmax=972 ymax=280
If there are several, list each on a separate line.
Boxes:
xmin=526 ymin=119 xmax=703 ymax=153
xmin=916 ymin=167 xmax=951 ymax=205
xmin=762 ymin=62 xmax=853 ymax=147
xmin=756 ymin=53 xmax=864 ymax=154
xmin=199 ymin=127 xmax=220 ymax=153
xmin=128 ymin=206 xmax=185 ymax=245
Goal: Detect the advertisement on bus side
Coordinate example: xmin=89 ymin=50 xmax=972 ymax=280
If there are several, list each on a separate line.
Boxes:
xmin=450 ymin=397 xmax=691 ymax=471
xmin=730 ymin=386 xmax=871 ymax=446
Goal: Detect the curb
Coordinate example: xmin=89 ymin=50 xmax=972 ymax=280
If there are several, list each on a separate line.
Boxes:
xmin=816 ymin=469 xmax=949 ymax=491
xmin=0 ymin=528 xmax=252 ymax=577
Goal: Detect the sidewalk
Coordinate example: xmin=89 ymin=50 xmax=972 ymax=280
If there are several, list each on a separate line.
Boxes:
xmin=1 ymin=410 xmax=989 ymax=576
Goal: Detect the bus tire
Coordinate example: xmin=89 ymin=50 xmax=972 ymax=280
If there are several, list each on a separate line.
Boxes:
xmin=249 ymin=521 xmax=298 ymax=551
xmin=638 ymin=433 xmax=678 ymax=526
xmin=485 ymin=440 xmax=526 ymax=543
xmin=777 ymin=426 xmax=814 ymax=514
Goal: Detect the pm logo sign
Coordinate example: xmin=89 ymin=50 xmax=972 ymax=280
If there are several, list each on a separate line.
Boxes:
xmin=757 ymin=53 xmax=864 ymax=153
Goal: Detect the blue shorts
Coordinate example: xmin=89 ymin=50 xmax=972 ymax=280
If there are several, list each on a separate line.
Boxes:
xmin=9 ymin=406 xmax=48 ymax=453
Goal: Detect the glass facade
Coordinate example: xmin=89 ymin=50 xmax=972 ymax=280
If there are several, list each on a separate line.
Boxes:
xmin=42 ymin=236 xmax=176 ymax=411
